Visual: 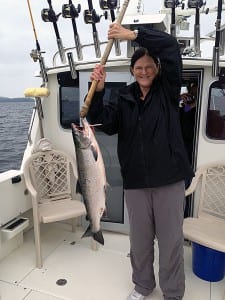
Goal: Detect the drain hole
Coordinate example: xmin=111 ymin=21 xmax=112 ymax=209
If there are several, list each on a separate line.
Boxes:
xmin=56 ymin=278 xmax=67 ymax=286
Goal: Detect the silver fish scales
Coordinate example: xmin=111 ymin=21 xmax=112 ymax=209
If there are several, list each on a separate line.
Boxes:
xmin=72 ymin=118 xmax=107 ymax=245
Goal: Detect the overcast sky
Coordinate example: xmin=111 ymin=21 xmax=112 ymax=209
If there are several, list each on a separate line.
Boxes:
xmin=0 ymin=0 xmax=220 ymax=98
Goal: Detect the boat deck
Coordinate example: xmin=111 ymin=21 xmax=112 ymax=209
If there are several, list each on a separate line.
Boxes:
xmin=0 ymin=223 xmax=224 ymax=300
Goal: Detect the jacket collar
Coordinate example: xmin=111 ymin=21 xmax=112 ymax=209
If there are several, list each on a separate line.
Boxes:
xmin=120 ymin=80 xmax=159 ymax=103
xmin=119 ymin=82 xmax=137 ymax=103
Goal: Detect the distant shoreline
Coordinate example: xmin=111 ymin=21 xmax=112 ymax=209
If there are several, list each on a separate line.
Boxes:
xmin=0 ymin=97 xmax=33 ymax=103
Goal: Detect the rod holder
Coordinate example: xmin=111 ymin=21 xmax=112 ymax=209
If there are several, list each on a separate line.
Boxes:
xmin=212 ymin=47 xmax=220 ymax=77
xmin=93 ymin=31 xmax=101 ymax=58
xmin=57 ymin=38 xmax=67 ymax=64
xmin=194 ymin=24 xmax=201 ymax=56
xmin=67 ymin=52 xmax=77 ymax=79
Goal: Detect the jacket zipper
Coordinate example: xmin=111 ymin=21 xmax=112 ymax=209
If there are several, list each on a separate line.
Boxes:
xmin=138 ymin=114 xmax=148 ymax=186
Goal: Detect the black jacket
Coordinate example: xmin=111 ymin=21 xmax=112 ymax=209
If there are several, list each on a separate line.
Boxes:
xmin=87 ymin=27 xmax=194 ymax=189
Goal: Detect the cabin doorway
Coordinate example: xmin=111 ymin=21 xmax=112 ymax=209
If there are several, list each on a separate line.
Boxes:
xmin=180 ymin=69 xmax=203 ymax=217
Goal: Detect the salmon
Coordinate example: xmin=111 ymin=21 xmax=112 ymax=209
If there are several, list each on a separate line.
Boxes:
xmin=71 ymin=118 xmax=107 ymax=245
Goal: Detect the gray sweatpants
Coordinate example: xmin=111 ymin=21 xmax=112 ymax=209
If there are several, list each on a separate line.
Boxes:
xmin=124 ymin=181 xmax=185 ymax=300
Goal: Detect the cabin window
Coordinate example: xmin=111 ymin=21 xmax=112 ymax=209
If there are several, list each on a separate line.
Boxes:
xmin=206 ymin=81 xmax=225 ymax=140
xmin=60 ymin=86 xmax=80 ymax=128
xmin=59 ymin=72 xmax=127 ymax=224
xmin=58 ymin=71 xmax=80 ymax=129
xmin=58 ymin=72 xmax=126 ymax=129
xmin=91 ymin=81 xmax=126 ymax=224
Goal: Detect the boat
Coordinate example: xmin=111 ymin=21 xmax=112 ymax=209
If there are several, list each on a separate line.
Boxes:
xmin=0 ymin=0 xmax=225 ymax=299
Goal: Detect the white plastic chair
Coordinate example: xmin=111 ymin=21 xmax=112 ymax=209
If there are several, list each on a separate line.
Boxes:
xmin=23 ymin=147 xmax=86 ymax=268
xmin=183 ymin=162 xmax=225 ymax=251
xmin=183 ymin=162 xmax=225 ymax=286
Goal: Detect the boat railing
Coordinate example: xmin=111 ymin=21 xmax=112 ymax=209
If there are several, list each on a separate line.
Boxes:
xmin=52 ymin=40 xmax=109 ymax=67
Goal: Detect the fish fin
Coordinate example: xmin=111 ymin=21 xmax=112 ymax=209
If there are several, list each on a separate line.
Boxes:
xmin=93 ymin=231 xmax=104 ymax=245
xmin=76 ymin=181 xmax=82 ymax=194
xmin=101 ymin=202 xmax=110 ymax=220
xmin=82 ymin=225 xmax=92 ymax=238
xmin=82 ymin=226 xmax=104 ymax=245
xmin=102 ymin=208 xmax=108 ymax=219
xmin=91 ymin=145 xmax=98 ymax=161
xmin=101 ymin=183 xmax=110 ymax=220
xmin=104 ymin=182 xmax=111 ymax=195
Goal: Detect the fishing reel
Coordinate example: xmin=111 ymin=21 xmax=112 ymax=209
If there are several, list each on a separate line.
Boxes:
xmin=83 ymin=9 xmax=107 ymax=24
xmin=41 ymin=7 xmax=61 ymax=22
xmin=62 ymin=3 xmax=81 ymax=19
xmin=30 ymin=49 xmax=44 ymax=62
xmin=84 ymin=9 xmax=100 ymax=23
xmin=187 ymin=0 xmax=205 ymax=8
xmin=99 ymin=0 xmax=117 ymax=10
xmin=164 ymin=0 xmax=180 ymax=8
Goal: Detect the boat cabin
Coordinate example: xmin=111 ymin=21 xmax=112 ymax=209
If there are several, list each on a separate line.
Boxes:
xmin=0 ymin=1 xmax=225 ymax=298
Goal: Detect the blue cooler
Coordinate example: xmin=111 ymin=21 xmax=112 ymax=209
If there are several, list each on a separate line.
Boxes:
xmin=192 ymin=242 xmax=225 ymax=282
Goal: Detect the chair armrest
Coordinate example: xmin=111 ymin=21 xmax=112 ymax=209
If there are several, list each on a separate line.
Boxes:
xmin=185 ymin=169 xmax=203 ymax=196
xmin=26 ymin=183 xmax=37 ymax=199
xmin=23 ymin=165 xmax=37 ymax=198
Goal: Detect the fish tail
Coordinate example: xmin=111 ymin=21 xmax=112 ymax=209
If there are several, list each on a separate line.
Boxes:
xmin=82 ymin=226 xmax=104 ymax=245
xmin=93 ymin=231 xmax=104 ymax=245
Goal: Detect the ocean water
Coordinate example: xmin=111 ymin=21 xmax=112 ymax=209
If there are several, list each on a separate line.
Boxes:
xmin=0 ymin=101 xmax=34 ymax=173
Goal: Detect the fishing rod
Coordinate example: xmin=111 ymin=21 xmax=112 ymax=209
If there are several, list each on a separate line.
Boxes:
xmin=188 ymin=0 xmax=205 ymax=57
xmin=62 ymin=0 xmax=83 ymax=61
xmin=164 ymin=0 xmax=179 ymax=37
xmin=84 ymin=0 xmax=102 ymax=58
xmin=41 ymin=0 xmax=66 ymax=64
xmin=80 ymin=0 xmax=130 ymax=118
xmin=99 ymin=0 xmax=121 ymax=56
xmin=27 ymin=0 xmax=48 ymax=83
xmin=164 ymin=0 xmax=184 ymax=37
xmin=212 ymin=0 xmax=223 ymax=77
